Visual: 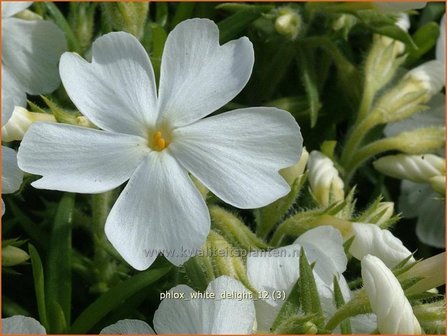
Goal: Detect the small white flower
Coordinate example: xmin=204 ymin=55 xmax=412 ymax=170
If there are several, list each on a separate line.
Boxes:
xmin=2 ymin=315 xmax=46 ymax=334
xmin=403 ymin=60 xmax=445 ymax=97
xmin=1 ymin=1 xmax=66 ymax=124
xmin=307 ymin=151 xmax=344 ymax=207
xmin=373 ymin=154 xmax=445 ymax=184
xmin=1 ymin=146 xmax=23 ymax=215
xmin=361 ymin=255 xmax=422 ymax=334
xmin=17 ymin=19 xmax=303 ymax=270
xmin=348 ymin=222 xmax=414 ymax=268
xmin=102 ymin=277 xmax=255 ymax=334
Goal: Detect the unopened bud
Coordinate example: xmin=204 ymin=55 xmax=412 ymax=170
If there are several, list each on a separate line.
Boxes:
xmin=280 ymin=147 xmax=309 ymax=185
xmin=2 ymin=106 xmax=56 ymax=142
xmin=275 ymin=8 xmax=302 ymax=40
xmin=392 ymin=127 xmax=445 ymax=154
xmin=101 ymin=3 xmax=149 ymax=39
xmin=361 ymin=255 xmax=422 ymax=334
xmin=429 ymin=175 xmax=446 ymax=195
xmin=308 ymin=151 xmax=344 ymax=207
xmin=2 ymin=245 xmax=30 ymax=266
xmin=360 ymin=202 xmax=395 ymax=227
xmin=348 ymin=222 xmax=414 ymax=268
xmin=404 ymin=60 xmax=445 ymax=98
xmin=373 ymin=154 xmax=445 ymax=184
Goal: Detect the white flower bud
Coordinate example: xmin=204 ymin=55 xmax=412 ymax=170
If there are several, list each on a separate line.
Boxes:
xmin=361 ymin=202 xmax=395 ymax=227
xmin=2 ymin=245 xmax=30 ymax=266
xmin=348 ymin=223 xmax=414 ymax=268
xmin=429 ymin=175 xmax=446 ymax=195
xmin=280 ymin=147 xmax=309 ymax=185
xmin=404 ymin=60 xmax=445 ymax=98
xmin=401 ymin=252 xmax=445 ymax=295
xmin=308 ymin=151 xmax=344 ymax=207
xmin=361 ymin=255 xmax=422 ymax=334
xmin=392 ymin=127 xmax=445 ymax=154
xmin=275 ymin=8 xmax=302 ymax=40
xmin=2 ymin=106 xmax=56 ymax=142
xmin=373 ymin=154 xmax=445 ymax=184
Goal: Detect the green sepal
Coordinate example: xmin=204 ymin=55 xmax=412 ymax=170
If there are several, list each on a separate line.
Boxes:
xmin=333 ymin=276 xmax=352 ymax=334
xmin=299 ymin=249 xmax=323 ymax=324
xmin=271 ymin=274 xmax=301 ymax=331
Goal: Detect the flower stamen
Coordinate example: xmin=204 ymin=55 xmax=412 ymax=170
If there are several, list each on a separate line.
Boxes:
xmin=152 ymin=131 xmax=168 ymax=151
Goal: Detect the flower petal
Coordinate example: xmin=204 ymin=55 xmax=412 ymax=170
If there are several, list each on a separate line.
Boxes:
xmin=2 ymin=65 xmax=26 ymax=126
xmin=17 ymin=123 xmax=148 ymax=193
xmin=59 ymin=32 xmax=157 ymax=137
xmin=294 ymin=226 xmax=347 ymax=284
xmin=100 ymin=319 xmax=155 ymax=334
xmin=416 ymin=189 xmax=445 ymax=248
xmin=2 ymin=146 xmax=23 ymax=194
xmin=2 ymin=2 xmax=32 ymax=18
xmin=2 ymin=18 xmax=66 ymax=94
xmin=154 ymin=276 xmax=255 ymax=334
xmin=171 ymin=107 xmax=302 ymax=208
xmin=105 ymin=151 xmax=210 ymax=270
xmin=2 ymin=316 xmax=46 ymax=334
xmin=157 ymin=18 xmax=254 ymax=127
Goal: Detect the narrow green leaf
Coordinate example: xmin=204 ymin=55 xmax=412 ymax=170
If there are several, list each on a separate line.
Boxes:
xmin=44 ymin=2 xmax=81 ymax=52
xmin=299 ymin=248 xmax=323 ymax=324
xmin=155 ymin=2 xmax=169 ymax=27
xmin=406 ymin=22 xmax=440 ymax=66
xmin=218 ymin=8 xmax=267 ymax=43
xmin=70 ymin=265 xmax=172 ymax=333
xmin=28 ymin=244 xmax=49 ymax=330
xmin=46 ymin=193 xmax=75 ymax=332
xmin=271 ymin=273 xmax=301 ymax=331
xmin=297 ymin=47 xmax=322 ymax=128
xmin=333 ymin=276 xmax=352 ymax=334
xmin=171 ymin=2 xmax=196 ymax=29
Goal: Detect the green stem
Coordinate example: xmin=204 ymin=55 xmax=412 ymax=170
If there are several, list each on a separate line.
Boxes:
xmin=340 ymin=113 xmax=379 ymax=167
xmin=325 ymin=290 xmax=371 ymax=332
xmin=344 ymin=138 xmax=399 ymax=183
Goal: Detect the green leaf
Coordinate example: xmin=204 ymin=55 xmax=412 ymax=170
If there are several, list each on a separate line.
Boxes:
xmin=354 ymin=11 xmax=417 ymax=50
xmin=46 ymin=193 xmax=75 ymax=332
xmin=333 ymin=276 xmax=352 ymax=334
xmin=297 ymin=47 xmax=322 ymax=128
xmin=29 ymin=244 xmax=49 ymax=330
xmin=44 ymin=2 xmax=81 ymax=52
xmin=70 ymin=265 xmax=172 ymax=333
xmin=406 ymin=22 xmax=440 ymax=66
xmin=299 ymin=249 xmax=323 ymax=324
xmin=155 ymin=2 xmax=169 ymax=27
xmin=218 ymin=8 xmax=269 ymax=43
xmin=271 ymin=275 xmax=301 ymax=331
xmin=171 ymin=3 xmax=196 ymax=29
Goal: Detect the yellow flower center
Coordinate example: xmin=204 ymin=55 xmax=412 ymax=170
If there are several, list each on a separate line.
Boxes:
xmin=149 ymin=128 xmax=172 ymax=152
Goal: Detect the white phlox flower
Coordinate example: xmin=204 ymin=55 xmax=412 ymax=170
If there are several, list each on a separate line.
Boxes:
xmin=361 ymin=255 xmax=422 ymax=334
xmin=347 ymin=222 xmax=414 ymax=269
xmin=1 ymin=1 xmax=67 ymax=124
xmin=101 ymin=276 xmax=256 ymax=334
xmin=307 ymin=151 xmax=344 ymax=207
xmin=17 ymin=19 xmax=303 ymax=270
xmin=2 ymin=315 xmax=46 ymax=334
xmin=246 ymin=226 xmax=375 ymax=333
